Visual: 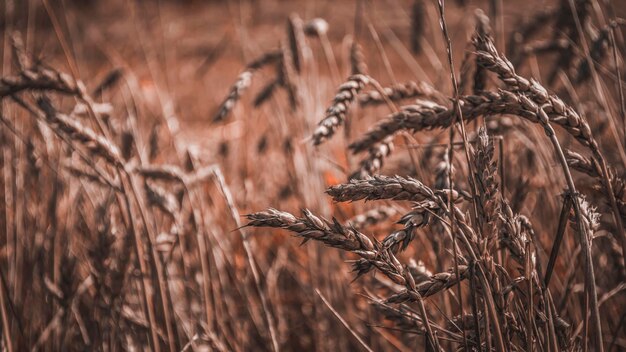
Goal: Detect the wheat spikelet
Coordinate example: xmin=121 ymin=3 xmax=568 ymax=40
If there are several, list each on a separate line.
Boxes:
xmin=212 ymin=71 xmax=253 ymax=123
xmin=145 ymin=180 xmax=181 ymax=218
xmin=472 ymin=127 xmax=499 ymax=250
xmin=245 ymin=208 xmax=465 ymax=301
xmin=473 ymin=9 xmax=492 ymax=93
xmin=135 ymin=164 xmax=186 ymax=182
xmin=350 ymin=84 xmax=604 ymax=157
xmin=1 ymin=65 xmax=82 ymax=98
xmin=498 ymin=200 xmax=530 ymax=264
xmin=37 ymin=97 xmax=123 ymax=167
xmin=358 ymin=81 xmax=440 ymax=107
xmin=567 ymin=150 xmax=626 ymax=224
xmin=473 ymin=33 xmax=596 ymax=147
xmin=64 ymin=162 xmax=121 ymax=191
xmin=385 ymin=265 xmax=468 ymax=302
xmin=327 ymin=174 xmax=454 ymax=204
xmin=245 ymin=208 xmax=375 ymax=253
xmin=386 ymin=201 xmax=437 ymax=250
xmin=349 ymin=137 xmax=394 ymax=180
xmin=569 ymin=196 xmax=600 ymax=244
xmin=352 ymin=200 xmax=440 ymax=276
xmin=213 ymin=50 xmax=281 ymax=123
xmin=350 ymin=40 xmax=368 ymax=76
xmin=345 ymin=206 xmax=398 ymax=230
xmin=565 ymin=150 xmax=602 ymax=177
xmin=434 ymin=148 xmax=453 ymax=190
xmin=312 ymin=74 xmax=369 ymax=145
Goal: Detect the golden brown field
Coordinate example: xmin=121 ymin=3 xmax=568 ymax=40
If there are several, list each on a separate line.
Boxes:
xmin=1 ymin=0 xmax=626 ymax=350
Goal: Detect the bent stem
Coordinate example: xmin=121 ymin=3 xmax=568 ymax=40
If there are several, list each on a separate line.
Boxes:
xmin=537 ymin=107 xmax=603 ymax=352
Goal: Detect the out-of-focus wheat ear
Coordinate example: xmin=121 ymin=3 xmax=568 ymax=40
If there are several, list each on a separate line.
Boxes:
xmin=385 ymin=265 xmax=469 ymax=301
xmin=1 ymin=65 xmax=82 ymax=98
xmin=120 ymin=121 xmax=135 ymax=161
xmin=506 ymin=7 xmax=556 ymax=61
xmin=144 ymin=180 xmax=180 ymax=219
xmin=344 ymin=205 xmax=398 ymax=230
xmin=92 ymin=68 xmax=123 ymax=97
xmin=10 ymin=31 xmax=30 ymax=70
xmin=64 ymin=162 xmax=121 ymax=191
xmin=434 ymin=148 xmax=454 ymax=190
xmin=135 ymin=164 xmax=185 ymax=183
xmin=565 ymin=149 xmax=602 ymax=177
xmin=278 ymin=42 xmax=300 ymax=110
xmin=574 ymin=21 xmax=617 ymax=84
xmin=212 ymin=50 xmax=282 ymax=123
xmin=370 ymin=300 xmax=425 ymax=332
xmin=36 ymin=97 xmax=123 ymax=167
xmin=304 ymin=18 xmax=329 ymax=37
xmin=350 ymin=40 xmax=368 ymax=76
xmin=512 ymin=39 xmax=569 ymax=68
xmin=546 ymin=0 xmax=592 ymax=85
xmin=410 ymin=0 xmax=425 ymax=54
xmin=312 ymin=74 xmax=369 ymax=145
xmin=473 ymin=9 xmax=492 ymax=94
xmin=212 ymin=70 xmax=253 ymax=123
xmin=253 ymin=79 xmax=279 ymax=108
xmin=349 ymin=137 xmax=393 ymax=180
xmin=286 ymin=14 xmax=307 ymax=73
xmin=246 ymin=50 xmax=283 ymax=71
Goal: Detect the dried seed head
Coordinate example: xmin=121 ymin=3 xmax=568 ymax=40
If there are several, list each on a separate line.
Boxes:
xmin=312 ymin=74 xmax=369 ymax=145
xmin=304 ymin=18 xmax=329 ymax=36
xmin=350 ymin=40 xmax=368 ymax=76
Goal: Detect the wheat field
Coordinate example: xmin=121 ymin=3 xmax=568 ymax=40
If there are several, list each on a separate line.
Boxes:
xmin=1 ymin=0 xmax=625 ymax=350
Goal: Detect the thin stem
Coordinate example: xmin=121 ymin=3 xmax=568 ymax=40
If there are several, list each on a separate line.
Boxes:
xmin=544 ymin=193 xmax=573 ymax=287
xmin=537 ymin=107 xmax=603 ymax=352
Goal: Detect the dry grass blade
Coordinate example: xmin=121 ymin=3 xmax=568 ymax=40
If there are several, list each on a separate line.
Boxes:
xmin=315 ymin=289 xmax=375 ymax=352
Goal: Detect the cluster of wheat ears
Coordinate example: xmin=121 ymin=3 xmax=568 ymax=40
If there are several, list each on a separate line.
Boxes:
xmin=1 ymin=0 xmax=626 ymax=350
